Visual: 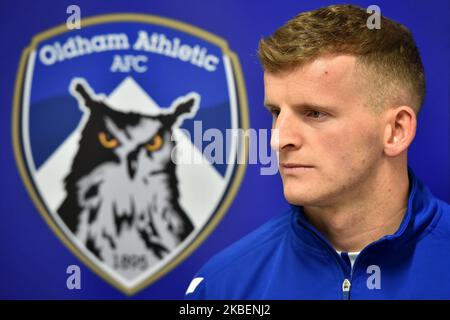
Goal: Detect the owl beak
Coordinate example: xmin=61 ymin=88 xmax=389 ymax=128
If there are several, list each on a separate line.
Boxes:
xmin=127 ymin=150 xmax=139 ymax=179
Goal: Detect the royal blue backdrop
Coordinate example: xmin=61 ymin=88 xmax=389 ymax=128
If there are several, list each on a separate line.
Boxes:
xmin=0 ymin=0 xmax=449 ymax=299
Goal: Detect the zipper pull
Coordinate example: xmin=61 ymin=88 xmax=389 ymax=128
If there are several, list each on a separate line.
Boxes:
xmin=342 ymin=278 xmax=351 ymax=300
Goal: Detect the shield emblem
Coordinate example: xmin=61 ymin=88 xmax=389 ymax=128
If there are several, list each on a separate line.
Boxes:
xmin=12 ymin=14 xmax=248 ymax=295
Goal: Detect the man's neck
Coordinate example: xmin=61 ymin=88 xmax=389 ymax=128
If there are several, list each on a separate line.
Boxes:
xmin=302 ymin=163 xmax=410 ymax=253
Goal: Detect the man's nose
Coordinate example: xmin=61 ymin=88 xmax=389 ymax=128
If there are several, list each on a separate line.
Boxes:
xmin=270 ymin=111 xmax=301 ymax=151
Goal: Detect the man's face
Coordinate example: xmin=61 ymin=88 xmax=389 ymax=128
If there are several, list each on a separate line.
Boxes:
xmin=264 ymin=55 xmax=386 ymax=207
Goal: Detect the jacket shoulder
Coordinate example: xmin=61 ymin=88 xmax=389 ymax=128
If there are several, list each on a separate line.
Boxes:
xmin=430 ymin=199 xmax=450 ymax=240
xmin=185 ymin=209 xmax=292 ymax=299
xmin=203 ymin=210 xmax=291 ymax=277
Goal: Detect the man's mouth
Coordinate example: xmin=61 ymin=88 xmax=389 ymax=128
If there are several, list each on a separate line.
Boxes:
xmin=280 ymin=163 xmax=315 ymax=173
xmin=281 ymin=163 xmax=314 ymax=168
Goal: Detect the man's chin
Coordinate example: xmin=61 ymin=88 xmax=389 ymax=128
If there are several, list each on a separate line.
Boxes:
xmin=283 ymin=190 xmax=318 ymax=206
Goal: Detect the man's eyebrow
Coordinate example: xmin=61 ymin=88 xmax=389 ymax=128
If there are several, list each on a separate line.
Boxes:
xmin=263 ymin=101 xmax=337 ymax=112
xmin=293 ymin=103 xmax=337 ymax=111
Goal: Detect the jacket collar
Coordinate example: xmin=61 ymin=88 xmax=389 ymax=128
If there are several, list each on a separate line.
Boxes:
xmin=289 ymin=168 xmax=442 ymax=255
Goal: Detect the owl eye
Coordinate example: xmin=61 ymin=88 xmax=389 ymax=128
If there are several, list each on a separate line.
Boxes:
xmin=145 ymin=134 xmax=163 ymax=152
xmin=98 ymin=131 xmax=119 ymax=149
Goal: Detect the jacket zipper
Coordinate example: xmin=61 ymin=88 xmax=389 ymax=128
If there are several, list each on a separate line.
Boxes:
xmin=342 ymin=255 xmax=355 ymax=300
xmin=306 ymin=231 xmax=354 ymax=300
xmin=296 ymin=220 xmax=357 ymax=300
xmin=342 ymin=278 xmax=351 ymax=300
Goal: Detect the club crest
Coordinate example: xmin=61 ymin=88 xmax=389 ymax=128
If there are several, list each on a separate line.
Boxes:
xmin=13 ymin=14 xmax=248 ymax=295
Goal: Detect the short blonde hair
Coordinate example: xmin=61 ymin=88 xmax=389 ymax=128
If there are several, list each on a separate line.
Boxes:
xmin=258 ymin=4 xmax=426 ymax=113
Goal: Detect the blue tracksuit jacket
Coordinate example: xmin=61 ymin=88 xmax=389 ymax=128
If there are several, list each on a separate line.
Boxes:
xmin=185 ymin=170 xmax=450 ymax=299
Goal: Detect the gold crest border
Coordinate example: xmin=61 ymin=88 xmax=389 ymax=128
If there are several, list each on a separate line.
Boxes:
xmin=12 ymin=13 xmax=249 ymax=296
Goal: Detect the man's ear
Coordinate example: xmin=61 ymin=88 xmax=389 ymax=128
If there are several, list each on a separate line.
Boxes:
xmin=383 ymin=106 xmax=417 ymax=157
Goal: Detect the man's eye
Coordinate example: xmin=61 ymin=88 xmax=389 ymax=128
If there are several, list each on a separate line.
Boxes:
xmin=269 ymin=108 xmax=280 ymax=117
xmin=306 ymin=110 xmax=327 ymax=119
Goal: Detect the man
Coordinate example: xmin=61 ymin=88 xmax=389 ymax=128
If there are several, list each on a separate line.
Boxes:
xmin=185 ymin=4 xmax=450 ymax=299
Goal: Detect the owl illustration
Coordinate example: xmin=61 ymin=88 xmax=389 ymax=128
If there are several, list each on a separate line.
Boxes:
xmin=57 ymin=78 xmax=199 ymax=278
